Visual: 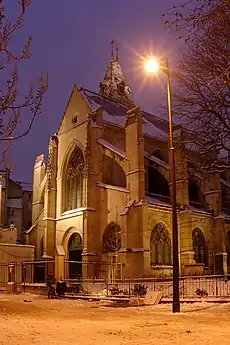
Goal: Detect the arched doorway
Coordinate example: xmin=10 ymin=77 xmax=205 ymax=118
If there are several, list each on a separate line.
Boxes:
xmin=68 ymin=233 xmax=82 ymax=280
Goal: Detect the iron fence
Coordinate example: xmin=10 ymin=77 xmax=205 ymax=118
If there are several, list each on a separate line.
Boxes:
xmin=1 ymin=259 xmax=230 ymax=299
xmin=0 ymin=263 xmax=8 ymax=291
xmin=23 ymin=260 xmax=55 ymax=283
xmin=95 ymin=275 xmax=230 ymax=299
xmin=64 ymin=260 xmax=118 ymax=281
xmin=0 ymin=260 xmax=55 ymax=291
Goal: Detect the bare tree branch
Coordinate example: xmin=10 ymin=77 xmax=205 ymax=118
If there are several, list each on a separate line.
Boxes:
xmin=162 ymin=0 xmax=230 ymax=173
xmin=0 ymin=0 xmax=48 ymax=165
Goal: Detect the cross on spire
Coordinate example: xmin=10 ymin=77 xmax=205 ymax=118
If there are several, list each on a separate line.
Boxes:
xmin=111 ymin=40 xmax=119 ymax=61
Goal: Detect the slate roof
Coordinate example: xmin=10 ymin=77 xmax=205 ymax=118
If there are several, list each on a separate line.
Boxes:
xmin=80 ymin=88 xmax=169 ymax=142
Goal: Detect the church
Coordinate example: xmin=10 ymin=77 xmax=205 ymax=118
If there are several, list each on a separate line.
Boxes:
xmin=27 ymin=43 xmax=230 ymax=281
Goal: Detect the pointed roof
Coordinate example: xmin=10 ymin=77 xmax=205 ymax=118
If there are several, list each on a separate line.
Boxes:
xmin=99 ymin=41 xmax=135 ymax=108
xmin=81 ymin=88 xmax=169 ymax=142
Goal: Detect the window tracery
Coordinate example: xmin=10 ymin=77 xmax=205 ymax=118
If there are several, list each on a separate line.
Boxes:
xmin=69 ymin=233 xmax=82 ymax=251
xmin=64 ymin=146 xmax=84 ymax=211
xmin=150 ymin=223 xmax=171 ymax=265
xmin=103 ymin=222 xmax=121 ymax=253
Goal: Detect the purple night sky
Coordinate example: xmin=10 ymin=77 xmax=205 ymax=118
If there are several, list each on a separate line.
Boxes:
xmin=9 ymin=0 xmax=185 ymax=185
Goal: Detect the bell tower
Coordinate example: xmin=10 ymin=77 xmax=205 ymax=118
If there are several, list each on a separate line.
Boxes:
xmin=99 ymin=40 xmax=135 ymax=108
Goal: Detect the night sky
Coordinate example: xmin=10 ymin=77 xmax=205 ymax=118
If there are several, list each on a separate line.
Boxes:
xmin=9 ymin=0 xmax=185 ymax=185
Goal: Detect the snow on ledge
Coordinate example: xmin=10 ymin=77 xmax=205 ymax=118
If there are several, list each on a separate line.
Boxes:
xmin=97 ymin=181 xmax=129 ymax=193
xmin=221 ymin=179 xmax=230 ymax=188
xmin=97 ymin=138 xmax=127 ymax=159
xmin=144 ymin=151 xmax=169 ymax=170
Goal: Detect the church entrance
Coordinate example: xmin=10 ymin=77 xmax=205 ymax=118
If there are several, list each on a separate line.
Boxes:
xmin=68 ymin=233 xmax=82 ymax=280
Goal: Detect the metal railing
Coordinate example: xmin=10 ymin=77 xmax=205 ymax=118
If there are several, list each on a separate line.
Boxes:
xmin=77 ymin=275 xmax=230 ymax=299
xmin=1 ymin=260 xmax=230 ymax=299
xmin=0 ymin=260 xmax=55 ymax=291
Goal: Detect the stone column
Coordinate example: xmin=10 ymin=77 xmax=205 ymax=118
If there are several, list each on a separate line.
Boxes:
xmin=173 ymin=126 xmax=189 ymax=207
xmin=125 ymin=107 xmax=145 ymax=201
xmin=43 ymin=135 xmax=58 ymax=259
xmin=55 ymin=253 xmax=65 ymax=281
xmin=204 ymin=172 xmax=227 ymax=275
xmin=173 ymin=126 xmax=194 ymax=272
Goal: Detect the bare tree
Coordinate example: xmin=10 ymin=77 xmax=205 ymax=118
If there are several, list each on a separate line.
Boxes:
xmin=162 ymin=0 xmax=230 ymax=173
xmin=0 ymin=0 xmax=48 ymax=164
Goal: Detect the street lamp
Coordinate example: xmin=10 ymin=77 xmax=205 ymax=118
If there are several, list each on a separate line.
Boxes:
xmin=145 ymin=56 xmax=180 ymax=313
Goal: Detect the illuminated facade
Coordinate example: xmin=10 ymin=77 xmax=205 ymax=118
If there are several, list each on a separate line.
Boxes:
xmin=27 ymin=44 xmax=230 ymax=280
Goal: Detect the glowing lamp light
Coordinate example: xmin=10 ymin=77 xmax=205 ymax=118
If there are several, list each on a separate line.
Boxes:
xmin=144 ymin=57 xmax=160 ymax=73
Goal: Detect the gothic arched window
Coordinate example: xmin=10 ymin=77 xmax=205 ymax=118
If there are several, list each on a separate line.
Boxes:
xmin=103 ymin=222 xmax=121 ymax=253
xmin=150 ymin=223 xmax=171 ymax=265
xmin=192 ymin=228 xmax=206 ymax=264
xmin=64 ymin=146 xmax=84 ymax=212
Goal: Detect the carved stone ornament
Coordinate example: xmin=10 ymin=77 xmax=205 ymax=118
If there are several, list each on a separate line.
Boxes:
xmin=69 ymin=233 xmax=82 ymax=251
xmin=46 ymin=138 xmax=53 ymax=189
xmin=103 ymin=222 xmax=121 ymax=253
xmin=150 ymin=222 xmax=170 ymax=245
xmin=66 ymin=147 xmax=85 ymax=180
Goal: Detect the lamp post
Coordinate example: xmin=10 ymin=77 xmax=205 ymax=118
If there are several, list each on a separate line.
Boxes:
xmin=145 ymin=56 xmax=180 ymax=313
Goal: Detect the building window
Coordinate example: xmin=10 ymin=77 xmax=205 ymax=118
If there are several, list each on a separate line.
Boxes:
xmin=150 ymin=222 xmax=171 ymax=265
xmin=64 ymin=146 xmax=84 ymax=212
xmin=192 ymin=228 xmax=206 ymax=264
xmin=103 ymin=222 xmax=121 ymax=253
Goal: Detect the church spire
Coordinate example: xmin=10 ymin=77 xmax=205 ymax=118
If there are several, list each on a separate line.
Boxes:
xmin=111 ymin=40 xmax=119 ymax=61
xmin=99 ymin=41 xmax=135 ymax=108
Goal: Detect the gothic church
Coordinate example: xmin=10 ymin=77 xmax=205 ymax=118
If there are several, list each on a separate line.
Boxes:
xmin=27 ymin=43 xmax=230 ymax=280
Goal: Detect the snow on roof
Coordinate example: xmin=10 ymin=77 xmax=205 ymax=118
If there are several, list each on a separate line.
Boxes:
xmin=81 ymin=88 xmax=169 ymax=142
xmin=221 ymin=179 xmax=230 ymax=188
xmin=25 ymin=224 xmax=37 ymax=234
xmin=97 ymin=138 xmax=127 ymax=158
xmin=146 ymin=195 xmax=171 ymax=208
xmin=144 ymin=151 xmax=169 ymax=170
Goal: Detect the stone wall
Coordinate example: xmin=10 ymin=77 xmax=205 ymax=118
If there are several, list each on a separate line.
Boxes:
xmin=0 ymin=227 xmax=17 ymax=244
xmin=0 ymin=243 xmax=35 ymax=262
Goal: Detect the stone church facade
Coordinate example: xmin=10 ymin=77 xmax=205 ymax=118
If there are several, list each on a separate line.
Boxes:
xmin=27 ymin=44 xmax=230 ymax=280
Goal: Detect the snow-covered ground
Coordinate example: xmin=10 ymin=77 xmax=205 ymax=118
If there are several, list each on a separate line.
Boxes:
xmin=1 ymin=293 xmax=230 ymax=345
